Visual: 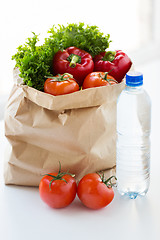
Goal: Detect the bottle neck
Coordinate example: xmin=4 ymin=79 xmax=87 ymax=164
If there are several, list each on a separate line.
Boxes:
xmin=126 ymin=84 xmax=143 ymax=90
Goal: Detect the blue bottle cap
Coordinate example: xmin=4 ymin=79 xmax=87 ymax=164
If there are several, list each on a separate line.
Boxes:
xmin=126 ymin=71 xmax=143 ymax=87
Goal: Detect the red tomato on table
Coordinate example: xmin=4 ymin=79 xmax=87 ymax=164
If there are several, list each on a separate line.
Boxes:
xmin=77 ymin=173 xmax=116 ymax=210
xmin=39 ymin=170 xmax=77 ymax=209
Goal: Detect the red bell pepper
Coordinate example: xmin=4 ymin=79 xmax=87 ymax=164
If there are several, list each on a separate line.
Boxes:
xmin=93 ymin=50 xmax=132 ymax=83
xmin=53 ymin=46 xmax=94 ymax=86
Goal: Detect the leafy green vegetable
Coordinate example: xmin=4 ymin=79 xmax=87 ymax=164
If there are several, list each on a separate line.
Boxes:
xmin=12 ymin=23 xmax=111 ymax=91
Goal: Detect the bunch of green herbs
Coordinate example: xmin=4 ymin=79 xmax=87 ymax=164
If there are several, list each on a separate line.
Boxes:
xmin=12 ymin=23 xmax=111 ymax=91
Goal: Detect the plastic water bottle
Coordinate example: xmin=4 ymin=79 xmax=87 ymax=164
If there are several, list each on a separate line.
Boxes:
xmin=116 ymin=71 xmax=151 ymax=199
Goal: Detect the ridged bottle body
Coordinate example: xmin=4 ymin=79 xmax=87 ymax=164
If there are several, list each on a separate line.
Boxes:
xmin=116 ymin=86 xmax=151 ymax=199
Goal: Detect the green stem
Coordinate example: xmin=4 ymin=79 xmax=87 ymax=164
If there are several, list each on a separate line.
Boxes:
xmin=102 ymin=51 xmax=116 ymax=62
xmin=67 ymin=54 xmax=81 ymax=68
xmin=45 ymin=73 xmax=74 ymax=82
xmin=97 ymin=172 xmax=117 ymax=188
xmin=104 ymin=176 xmax=117 ymax=187
xmin=44 ymin=161 xmax=75 ymax=190
xmin=99 ymin=71 xmax=118 ymax=85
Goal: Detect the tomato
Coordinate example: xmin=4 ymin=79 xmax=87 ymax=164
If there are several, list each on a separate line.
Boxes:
xmin=44 ymin=73 xmax=79 ymax=96
xmin=39 ymin=166 xmax=77 ymax=208
xmin=82 ymin=71 xmax=118 ymax=89
xmin=77 ymin=173 xmax=116 ymax=210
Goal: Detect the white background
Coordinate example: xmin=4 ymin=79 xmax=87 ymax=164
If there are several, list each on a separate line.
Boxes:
xmin=0 ymin=0 xmax=159 ymax=97
xmin=0 ymin=1 xmax=160 ymax=239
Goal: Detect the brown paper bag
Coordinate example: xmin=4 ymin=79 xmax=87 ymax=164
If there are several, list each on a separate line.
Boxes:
xmin=4 ymin=69 xmax=125 ymax=186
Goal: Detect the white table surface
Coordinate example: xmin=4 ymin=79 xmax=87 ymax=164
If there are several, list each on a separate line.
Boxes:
xmin=1 ymin=59 xmax=160 ymax=240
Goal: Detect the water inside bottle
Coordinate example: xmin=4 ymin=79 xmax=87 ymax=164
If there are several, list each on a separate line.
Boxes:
xmin=116 ymin=86 xmax=151 ymax=199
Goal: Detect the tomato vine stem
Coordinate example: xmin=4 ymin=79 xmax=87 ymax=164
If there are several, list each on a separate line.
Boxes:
xmin=44 ymin=73 xmax=74 ymax=82
xmin=99 ymin=70 xmax=118 ymax=85
xmin=97 ymin=172 xmax=117 ymax=188
xmin=44 ymin=161 xmax=75 ymax=190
